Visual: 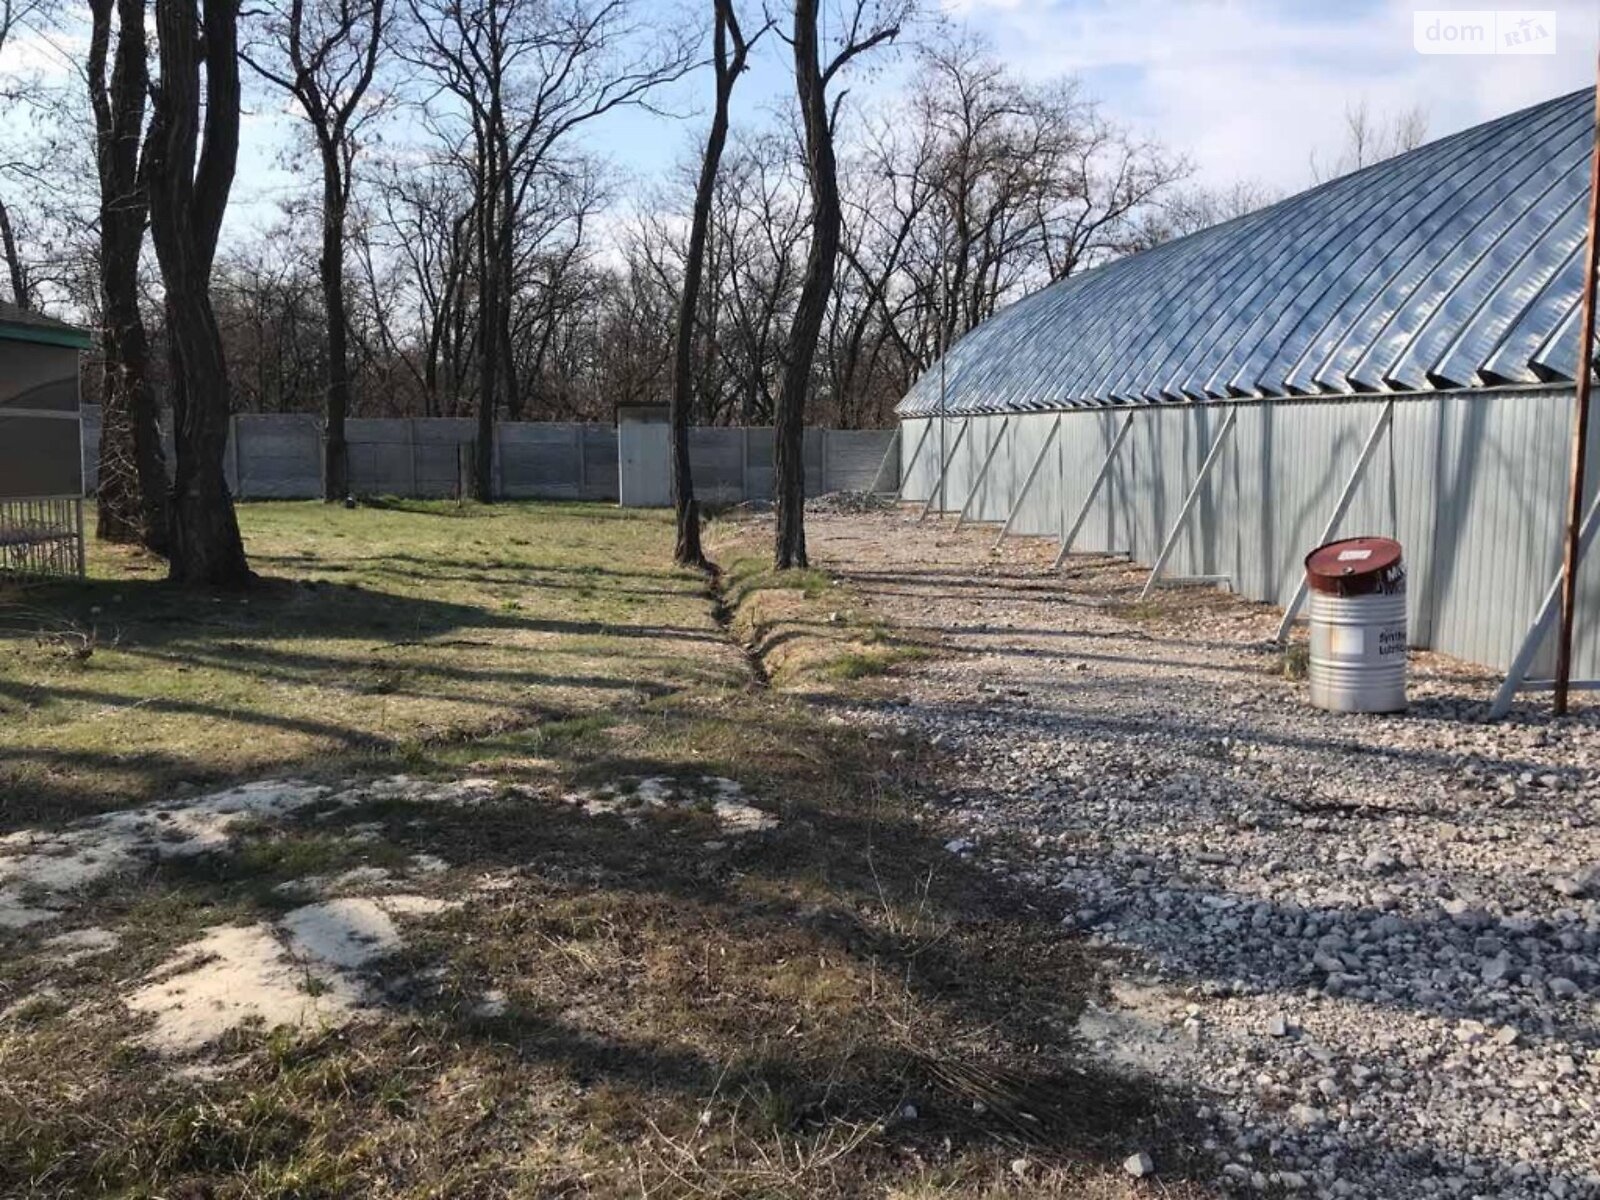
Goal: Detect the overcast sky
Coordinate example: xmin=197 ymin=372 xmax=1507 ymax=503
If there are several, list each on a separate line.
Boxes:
xmin=3 ymin=0 xmax=1597 ymax=240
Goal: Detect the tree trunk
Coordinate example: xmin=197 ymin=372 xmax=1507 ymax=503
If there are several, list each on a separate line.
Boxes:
xmin=670 ymin=0 xmax=746 ymax=571
xmin=774 ymin=0 xmax=843 ymax=570
xmin=464 ymin=120 xmax=504 ymax=504
xmin=90 ymin=0 xmax=169 ymax=552
xmin=147 ymin=0 xmax=252 ymax=587
xmin=0 ymin=197 xmax=27 ymax=307
xmin=320 ymin=159 xmax=351 ymax=501
xmin=96 ymin=290 xmax=169 ymax=550
xmin=473 ymin=187 xmax=498 ymax=503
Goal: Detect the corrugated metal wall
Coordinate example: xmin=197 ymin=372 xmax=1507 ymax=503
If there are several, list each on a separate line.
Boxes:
xmin=901 ymin=386 xmax=1600 ymax=679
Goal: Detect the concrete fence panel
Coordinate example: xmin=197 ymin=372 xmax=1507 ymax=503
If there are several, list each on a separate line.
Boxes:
xmin=81 ymin=409 xmax=892 ymax=509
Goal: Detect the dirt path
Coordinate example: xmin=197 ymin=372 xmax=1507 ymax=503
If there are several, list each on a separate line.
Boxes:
xmin=806 ymin=507 xmax=1600 ymax=1200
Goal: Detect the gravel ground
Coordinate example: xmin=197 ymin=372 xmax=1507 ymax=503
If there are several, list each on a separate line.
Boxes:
xmin=804 ymin=508 xmax=1600 ymax=1200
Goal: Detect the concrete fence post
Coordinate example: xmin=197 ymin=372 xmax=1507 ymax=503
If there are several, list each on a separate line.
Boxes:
xmin=573 ymin=424 xmax=585 ymax=496
xmin=407 ymin=419 xmax=418 ymax=497
xmin=229 ymin=414 xmax=242 ymax=498
xmin=493 ymin=422 xmax=504 ymax=499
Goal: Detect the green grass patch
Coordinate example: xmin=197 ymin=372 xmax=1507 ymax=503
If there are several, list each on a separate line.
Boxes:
xmin=0 ymin=503 xmax=1204 ymax=1200
xmin=0 ymin=501 xmax=727 ymax=827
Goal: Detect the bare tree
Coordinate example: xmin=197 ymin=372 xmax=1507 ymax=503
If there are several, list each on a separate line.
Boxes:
xmin=0 ymin=0 xmax=48 ymax=307
xmin=362 ymin=157 xmax=480 ymax=417
xmin=147 ymin=0 xmax=253 ymax=586
xmin=1033 ymin=86 xmax=1183 ymax=283
xmin=88 ymin=0 xmax=171 ymax=551
xmin=670 ymin=0 xmax=766 ymax=569
xmin=244 ymin=0 xmax=388 ymax=500
xmin=1136 ymin=177 xmax=1276 ymax=244
xmin=774 ymin=0 xmax=907 ymax=569
xmin=1310 ymin=99 xmax=1428 ymax=183
xmin=405 ymin=0 xmax=695 ymax=501
xmin=0 ymin=199 xmax=26 ymax=306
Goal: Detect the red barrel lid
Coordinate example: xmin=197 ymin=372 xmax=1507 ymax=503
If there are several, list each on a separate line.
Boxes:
xmin=1305 ymin=536 xmax=1404 ymax=597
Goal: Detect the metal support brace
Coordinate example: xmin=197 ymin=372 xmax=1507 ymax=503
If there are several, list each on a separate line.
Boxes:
xmin=1052 ymin=412 xmax=1135 ymax=569
xmin=1273 ymin=400 xmax=1396 ymax=643
xmin=1490 ymin=483 xmax=1600 ymax=718
xmin=993 ymin=416 xmax=1062 ymax=550
xmin=894 ymin=420 xmax=936 ymax=503
xmin=919 ymin=418 xmax=971 ymax=523
xmin=954 ymin=418 xmax=1010 ymax=530
xmin=865 ymin=427 xmax=902 ymax=494
xmin=1139 ymin=407 xmax=1239 ymax=601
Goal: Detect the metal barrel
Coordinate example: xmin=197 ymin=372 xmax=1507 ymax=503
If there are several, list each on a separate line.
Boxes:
xmin=1304 ymin=537 xmax=1408 ymax=714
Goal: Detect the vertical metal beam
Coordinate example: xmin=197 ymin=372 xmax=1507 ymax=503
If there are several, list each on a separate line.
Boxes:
xmin=1273 ymin=400 xmax=1396 ymax=643
xmin=1556 ymin=69 xmax=1600 ymax=712
xmin=937 ymin=416 xmax=948 ymax=512
xmin=1052 ymin=412 xmax=1135 ymax=569
xmin=1138 ymin=407 xmax=1239 ymax=601
xmin=894 ymin=420 xmax=936 ymax=503
xmin=866 ymin=427 xmax=902 ymax=495
xmin=954 ymin=417 xmax=1010 ymax=529
xmin=1490 ymin=483 xmax=1600 ymax=718
xmin=919 ymin=417 xmax=971 ymax=523
xmin=993 ymin=416 xmax=1062 ymax=550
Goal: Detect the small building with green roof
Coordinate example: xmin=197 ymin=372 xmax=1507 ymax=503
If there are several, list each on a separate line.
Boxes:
xmin=1 ymin=301 xmax=93 ymax=577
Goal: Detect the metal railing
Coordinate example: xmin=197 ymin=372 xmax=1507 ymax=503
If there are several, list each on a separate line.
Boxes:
xmin=0 ymin=496 xmax=85 ymax=580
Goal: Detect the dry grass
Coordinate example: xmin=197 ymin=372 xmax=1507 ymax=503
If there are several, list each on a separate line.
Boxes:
xmin=714 ymin=533 xmax=929 ymax=689
xmin=0 ymin=502 xmax=1211 ymax=1199
xmin=0 ymin=500 xmax=729 ymax=827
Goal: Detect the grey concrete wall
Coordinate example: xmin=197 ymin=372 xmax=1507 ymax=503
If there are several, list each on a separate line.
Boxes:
xmin=615 ymin=421 xmax=898 ymax=507
xmin=902 ymin=389 xmax=1600 ymax=679
xmin=81 ymin=409 xmax=896 ymax=508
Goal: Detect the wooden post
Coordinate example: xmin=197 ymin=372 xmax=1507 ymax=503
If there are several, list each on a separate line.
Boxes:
xmin=1492 ymin=484 xmax=1600 ymax=717
xmin=1555 ymin=68 xmax=1600 ymax=713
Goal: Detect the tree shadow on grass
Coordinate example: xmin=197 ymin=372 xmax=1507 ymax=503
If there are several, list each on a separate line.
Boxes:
xmin=0 ymin=701 xmax=1220 ymax=1198
xmin=0 ymin=572 xmax=740 ymax=829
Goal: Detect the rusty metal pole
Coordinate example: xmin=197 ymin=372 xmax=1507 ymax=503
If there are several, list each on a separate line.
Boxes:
xmin=1554 ymin=71 xmax=1600 ymax=715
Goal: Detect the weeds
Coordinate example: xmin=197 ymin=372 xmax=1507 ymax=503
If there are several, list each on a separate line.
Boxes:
xmin=1280 ymin=642 xmax=1311 ymax=681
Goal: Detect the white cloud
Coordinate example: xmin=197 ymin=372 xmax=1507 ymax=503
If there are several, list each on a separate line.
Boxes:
xmin=951 ymin=0 xmax=1596 ymax=192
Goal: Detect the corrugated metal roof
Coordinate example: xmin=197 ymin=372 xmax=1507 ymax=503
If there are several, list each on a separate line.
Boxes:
xmin=896 ymin=89 xmax=1596 ymax=416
